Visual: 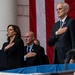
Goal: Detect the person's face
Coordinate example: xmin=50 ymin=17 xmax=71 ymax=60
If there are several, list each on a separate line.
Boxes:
xmin=7 ymin=26 xmax=16 ymax=37
xmin=25 ymin=32 xmax=34 ymax=45
xmin=69 ymin=59 xmax=75 ymax=64
xmin=56 ymin=4 xmax=67 ymax=19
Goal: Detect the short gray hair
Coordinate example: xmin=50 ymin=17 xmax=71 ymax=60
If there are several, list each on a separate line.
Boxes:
xmin=63 ymin=2 xmax=69 ymax=12
xmin=58 ymin=2 xmax=70 ymax=13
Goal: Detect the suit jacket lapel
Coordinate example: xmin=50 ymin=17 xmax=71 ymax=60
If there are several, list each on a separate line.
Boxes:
xmin=24 ymin=46 xmax=27 ymax=54
xmin=31 ymin=44 xmax=36 ymax=52
xmin=59 ymin=17 xmax=73 ymax=41
xmin=53 ymin=21 xmax=60 ymax=33
xmin=62 ymin=17 xmax=70 ymax=27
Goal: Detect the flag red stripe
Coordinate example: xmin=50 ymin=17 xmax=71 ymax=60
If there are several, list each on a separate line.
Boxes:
xmin=45 ymin=0 xmax=55 ymax=64
xmin=65 ymin=0 xmax=75 ymax=20
xmin=29 ymin=0 xmax=37 ymax=38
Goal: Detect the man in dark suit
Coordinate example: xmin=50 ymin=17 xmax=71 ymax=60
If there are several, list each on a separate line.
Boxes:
xmin=24 ymin=31 xmax=47 ymax=67
xmin=48 ymin=2 xmax=75 ymax=64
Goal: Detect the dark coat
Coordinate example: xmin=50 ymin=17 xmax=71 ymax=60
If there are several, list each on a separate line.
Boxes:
xmin=48 ymin=17 xmax=75 ymax=64
xmin=2 ymin=37 xmax=24 ymax=69
xmin=24 ymin=44 xmax=47 ymax=67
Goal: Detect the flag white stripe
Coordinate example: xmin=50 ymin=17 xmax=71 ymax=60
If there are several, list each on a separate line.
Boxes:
xmin=36 ymin=0 xmax=46 ymax=53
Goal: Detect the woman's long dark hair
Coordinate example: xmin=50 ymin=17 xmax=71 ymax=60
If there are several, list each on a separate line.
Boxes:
xmin=7 ymin=24 xmax=21 ymax=42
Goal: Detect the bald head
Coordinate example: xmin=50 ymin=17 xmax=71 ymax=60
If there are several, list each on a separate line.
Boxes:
xmin=26 ymin=31 xmax=34 ymax=37
xmin=25 ymin=31 xmax=35 ymax=46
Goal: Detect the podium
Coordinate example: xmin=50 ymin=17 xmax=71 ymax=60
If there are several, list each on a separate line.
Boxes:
xmin=0 ymin=50 xmax=7 ymax=70
xmin=56 ymin=71 xmax=74 ymax=75
xmin=0 ymin=72 xmax=75 ymax=75
xmin=2 ymin=64 xmax=75 ymax=74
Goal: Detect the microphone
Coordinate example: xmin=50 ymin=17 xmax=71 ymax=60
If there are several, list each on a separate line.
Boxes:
xmin=64 ymin=56 xmax=70 ymax=71
xmin=64 ymin=59 xmax=68 ymax=71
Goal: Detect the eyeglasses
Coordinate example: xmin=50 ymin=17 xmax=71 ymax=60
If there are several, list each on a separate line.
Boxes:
xmin=56 ymin=8 xmax=63 ymax=11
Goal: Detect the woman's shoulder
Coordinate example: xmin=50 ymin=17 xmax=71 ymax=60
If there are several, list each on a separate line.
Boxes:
xmin=3 ymin=42 xmax=8 ymax=45
xmin=14 ymin=37 xmax=23 ymax=42
xmin=14 ymin=37 xmax=24 ymax=44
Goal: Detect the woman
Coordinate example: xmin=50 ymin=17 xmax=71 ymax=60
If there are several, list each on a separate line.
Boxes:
xmin=2 ymin=25 xmax=24 ymax=69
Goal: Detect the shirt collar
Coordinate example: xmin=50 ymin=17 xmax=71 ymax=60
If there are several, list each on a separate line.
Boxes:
xmin=60 ymin=16 xmax=67 ymax=23
xmin=27 ymin=44 xmax=34 ymax=50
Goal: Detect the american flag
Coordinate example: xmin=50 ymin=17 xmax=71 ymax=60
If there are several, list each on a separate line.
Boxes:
xmin=29 ymin=0 xmax=75 ymax=63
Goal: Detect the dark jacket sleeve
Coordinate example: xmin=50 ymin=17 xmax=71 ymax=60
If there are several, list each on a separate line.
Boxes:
xmin=48 ymin=25 xmax=58 ymax=47
xmin=2 ymin=42 xmax=8 ymax=51
xmin=16 ymin=39 xmax=24 ymax=67
xmin=38 ymin=46 xmax=48 ymax=64
xmin=69 ymin=20 xmax=75 ymax=48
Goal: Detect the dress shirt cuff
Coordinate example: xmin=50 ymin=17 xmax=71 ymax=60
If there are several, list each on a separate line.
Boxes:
xmin=24 ymin=56 xmax=27 ymax=61
xmin=55 ymin=31 xmax=58 ymax=38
